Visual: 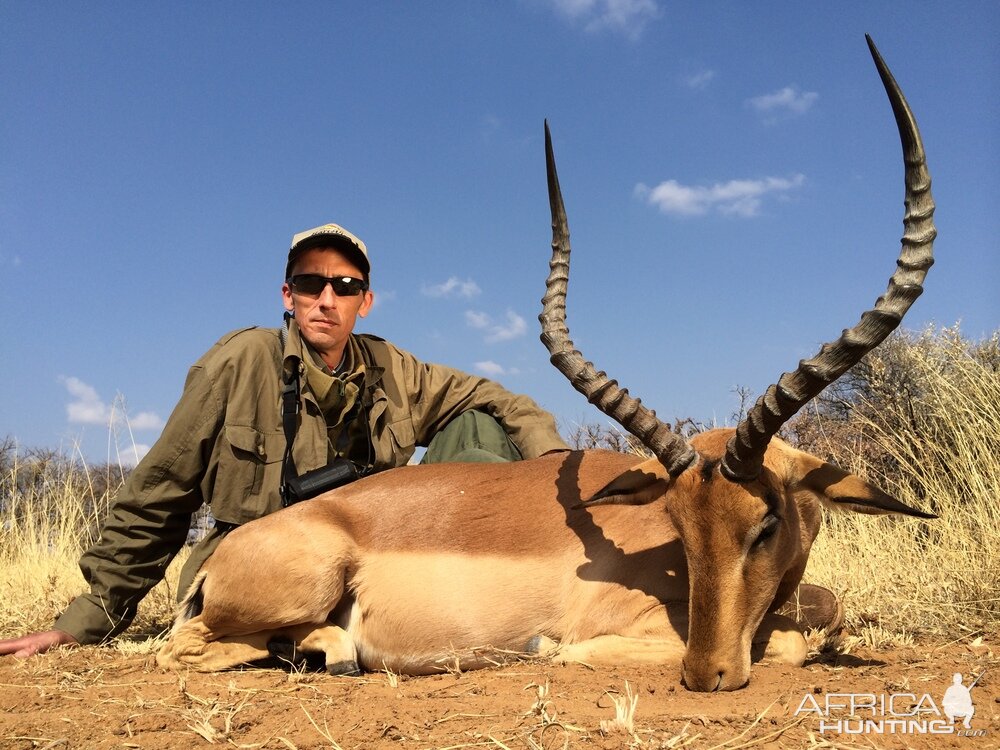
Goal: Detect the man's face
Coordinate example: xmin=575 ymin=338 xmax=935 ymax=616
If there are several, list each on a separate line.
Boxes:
xmin=282 ymin=247 xmax=374 ymax=365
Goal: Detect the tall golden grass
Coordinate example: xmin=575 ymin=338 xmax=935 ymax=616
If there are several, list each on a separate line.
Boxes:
xmin=0 ymin=447 xmax=185 ymax=639
xmin=1 ymin=325 xmax=997 ymax=647
xmin=788 ymin=325 xmax=1000 ymax=643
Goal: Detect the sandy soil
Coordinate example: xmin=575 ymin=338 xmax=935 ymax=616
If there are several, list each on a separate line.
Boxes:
xmin=0 ymin=639 xmax=996 ymax=749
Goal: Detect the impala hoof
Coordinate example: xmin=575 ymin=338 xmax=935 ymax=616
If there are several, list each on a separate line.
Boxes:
xmin=327 ymin=659 xmax=361 ymax=676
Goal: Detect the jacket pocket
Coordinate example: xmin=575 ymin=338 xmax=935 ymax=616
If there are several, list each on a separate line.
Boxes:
xmin=384 ymin=417 xmax=416 ymax=467
xmin=218 ymin=424 xmax=285 ymax=523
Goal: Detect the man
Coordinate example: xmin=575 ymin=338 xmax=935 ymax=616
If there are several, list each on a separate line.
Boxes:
xmin=1 ymin=223 xmax=569 ymax=657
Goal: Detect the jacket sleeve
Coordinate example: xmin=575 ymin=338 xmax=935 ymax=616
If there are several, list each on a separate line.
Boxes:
xmin=391 ymin=345 xmax=569 ymax=459
xmin=54 ymin=364 xmax=223 ymax=644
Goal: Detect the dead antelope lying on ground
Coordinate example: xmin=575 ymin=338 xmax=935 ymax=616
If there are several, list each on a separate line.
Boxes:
xmin=158 ymin=37 xmax=935 ymax=691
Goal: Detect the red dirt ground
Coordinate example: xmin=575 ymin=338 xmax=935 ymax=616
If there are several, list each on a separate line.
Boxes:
xmin=0 ymin=639 xmax=996 ymax=749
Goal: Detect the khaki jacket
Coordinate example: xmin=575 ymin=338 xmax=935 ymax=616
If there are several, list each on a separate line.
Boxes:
xmin=55 ymin=322 xmax=568 ymax=644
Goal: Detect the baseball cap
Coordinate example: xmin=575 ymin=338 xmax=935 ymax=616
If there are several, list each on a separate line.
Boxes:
xmin=286 ymin=223 xmax=370 ymax=280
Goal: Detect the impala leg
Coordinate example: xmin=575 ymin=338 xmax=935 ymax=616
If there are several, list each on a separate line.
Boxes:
xmin=752 ymin=612 xmax=808 ymax=666
xmin=545 ymin=634 xmax=688 ymax=666
xmin=536 ymin=602 xmax=689 ymax=666
xmin=157 ymin=616 xmax=359 ymax=673
xmin=157 ymin=615 xmax=272 ymax=671
xmin=533 ymin=605 xmax=806 ymax=668
xmin=280 ymin=622 xmax=359 ymax=675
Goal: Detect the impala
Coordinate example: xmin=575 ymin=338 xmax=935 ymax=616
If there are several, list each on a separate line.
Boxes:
xmin=158 ymin=36 xmax=935 ymax=691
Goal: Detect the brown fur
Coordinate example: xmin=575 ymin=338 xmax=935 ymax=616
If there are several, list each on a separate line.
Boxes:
xmin=157 ymin=428 xmax=927 ymax=691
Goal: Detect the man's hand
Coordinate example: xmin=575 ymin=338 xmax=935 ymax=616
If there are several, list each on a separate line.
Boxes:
xmin=0 ymin=630 xmax=79 ymax=658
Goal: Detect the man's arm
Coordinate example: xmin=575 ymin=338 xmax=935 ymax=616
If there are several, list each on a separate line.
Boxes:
xmin=50 ymin=364 xmax=222 ymax=645
xmin=386 ymin=343 xmax=568 ymax=457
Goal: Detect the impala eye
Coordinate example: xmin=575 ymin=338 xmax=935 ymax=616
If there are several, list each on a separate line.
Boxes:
xmin=752 ymin=515 xmax=781 ymax=549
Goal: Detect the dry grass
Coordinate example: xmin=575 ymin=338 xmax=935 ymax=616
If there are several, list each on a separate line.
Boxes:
xmin=599 ymin=680 xmax=639 ymax=738
xmin=793 ymin=325 xmax=1000 ymax=644
xmin=0 ymin=443 xmax=186 ymax=640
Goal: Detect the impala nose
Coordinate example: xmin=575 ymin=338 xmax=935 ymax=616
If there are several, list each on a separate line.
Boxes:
xmin=681 ymin=660 xmax=748 ymax=692
xmin=681 ymin=661 xmax=721 ymax=692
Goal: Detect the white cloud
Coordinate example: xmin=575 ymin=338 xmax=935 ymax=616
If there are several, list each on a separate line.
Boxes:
xmin=422 ymin=276 xmax=482 ymax=299
xmin=465 ymin=309 xmax=528 ymax=343
xmin=63 ymin=376 xmax=110 ymax=425
xmin=465 ymin=310 xmax=492 ymax=329
xmin=130 ymin=412 xmax=167 ymax=431
xmin=549 ymin=0 xmax=661 ymax=40
xmin=490 ymin=311 xmax=527 ymax=342
xmin=682 ymin=69 xmax=716 ymax=90
xmin=747 ymin=86 xmax=818 ymax=118
xmin=117 ymin=443 xmax=151 ymax=468
xmin=475 ymin=360 xmax=506 ymax=377
xmin=370 ymin=289 xmax=396 ymax=310
xmin=61 ymin=376 xmax=165 ymax=431
xmin=635 ymin=174 xmax=805 ymax=218
xmin=474 ymin=360 xmax=522 ymax=378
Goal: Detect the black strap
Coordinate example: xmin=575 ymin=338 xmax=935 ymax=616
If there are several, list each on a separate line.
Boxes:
xmin=279 ymin=327 xmax=381 ymax=506
xmin=279 ymin=355 xmax=301 ymax=507
xmin=347 ymin=340 xmax=377 ymax=471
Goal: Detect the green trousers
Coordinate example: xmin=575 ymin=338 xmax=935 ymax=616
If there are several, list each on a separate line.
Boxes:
xmin=421 ymin=410 xmax=522 ymax=464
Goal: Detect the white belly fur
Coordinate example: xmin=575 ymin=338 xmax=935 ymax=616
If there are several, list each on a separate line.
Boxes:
xmin=342 ymin=551 xmax=564 ymax=673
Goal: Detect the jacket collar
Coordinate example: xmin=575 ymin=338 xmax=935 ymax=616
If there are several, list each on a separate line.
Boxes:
xmin=282 ymin=317 xmax=384 ymax=392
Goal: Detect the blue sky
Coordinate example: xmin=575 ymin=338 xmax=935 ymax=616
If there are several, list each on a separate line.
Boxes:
xmin=2 ymin=1 xmax=997 ymax=465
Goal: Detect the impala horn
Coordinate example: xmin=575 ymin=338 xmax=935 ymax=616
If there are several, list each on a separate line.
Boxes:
xmin=539 ymin=121 xmax=698 ymax=478
xmin=721 ymin=35 xmax=936 ymax=482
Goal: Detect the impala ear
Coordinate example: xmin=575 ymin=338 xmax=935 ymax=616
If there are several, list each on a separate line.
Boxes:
xmin=795 ymin=459 xmax=936 ymax=519
xmin=576 ymin=457 xmax=673 ymax=509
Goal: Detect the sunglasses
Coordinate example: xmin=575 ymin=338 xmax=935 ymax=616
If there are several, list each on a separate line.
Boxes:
xmin=288 ymin=274 xmax=369 ymax=297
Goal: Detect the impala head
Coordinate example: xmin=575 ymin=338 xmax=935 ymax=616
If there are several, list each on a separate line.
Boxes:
xmin=539 ymin=36 xmax=936 ymax=691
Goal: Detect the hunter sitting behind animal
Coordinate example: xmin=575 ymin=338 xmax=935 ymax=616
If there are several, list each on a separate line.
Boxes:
xmin=0 ymin=222 xmax=570 ymax=657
